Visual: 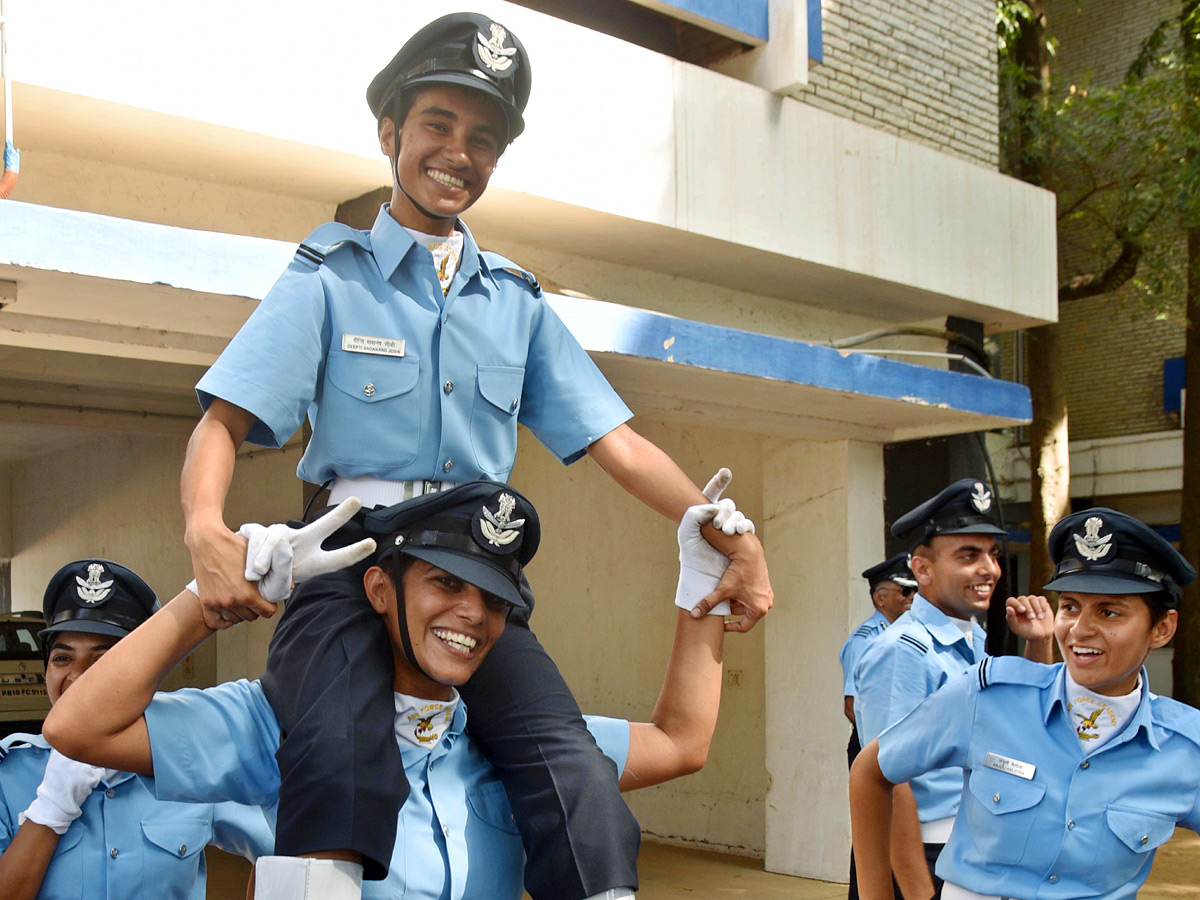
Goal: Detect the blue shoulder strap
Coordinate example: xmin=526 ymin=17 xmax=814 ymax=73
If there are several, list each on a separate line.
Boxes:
xmin=977 ymin=656 xmax=1057 ymax=691
xmin=480 ymin=250 xmax=542 ymax=294
xmin=1150 ymin=695 xmax=1200 ymax=749
xmin=292 ymin=222 xmax=371 ymax=270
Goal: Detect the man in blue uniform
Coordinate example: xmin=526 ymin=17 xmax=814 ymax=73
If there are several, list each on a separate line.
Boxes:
xmin=0 ymin=560 xmax=272 ymax=900
xmin=853 ymin=479 xmax=1054 ymax=899
xmin=841 ymin=553 xmax=915 ymax=900
xmin=851 ymin=507 xmax=1200 ymax=900
xmin=841 ymin=553 xmax=918 ymax=764
xmin=178 ymin=15 xmax=772 ymax=900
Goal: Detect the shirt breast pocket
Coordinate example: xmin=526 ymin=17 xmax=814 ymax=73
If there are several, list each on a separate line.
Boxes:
xmin=1084 ymin=805 xmax=1176 ymax=889
xmin=41 ymin=822 xmax=84 ymax=899
xmin=470 ymin=366 xmax=524 ymax=480
xmin=141 ymin=817 xmax=210 ymax=899
xmin=963 ymin=767 xmax=1047 ymax=865
xmin=324 ymin=350 xmax=423 ymax=468
xmin=464 ymin=781 xmax=525 ymax=899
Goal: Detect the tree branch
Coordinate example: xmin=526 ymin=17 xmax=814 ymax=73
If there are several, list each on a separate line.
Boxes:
xmin=1059 ymin=239 xmax=1144 ymax=302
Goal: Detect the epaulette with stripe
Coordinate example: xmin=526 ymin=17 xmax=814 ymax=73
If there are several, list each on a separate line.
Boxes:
xmin=1149 ymin=695 xmax=1200 ymax=749
xmin=480 ymin=250 xmax=542 ymax=294
xmin=976 ymin=656 xmax=1056 ymax=691
xmin=853 ymin=624 xmax=877 ymax=638
xmin=292 ymin=222 xmax=371 ymax=271
xmin=896 ymin=632 xmax=930 ymax=655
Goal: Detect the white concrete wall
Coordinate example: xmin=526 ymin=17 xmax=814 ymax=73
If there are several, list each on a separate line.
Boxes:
xmin=762 ymin=438 xmax=884 ymax=880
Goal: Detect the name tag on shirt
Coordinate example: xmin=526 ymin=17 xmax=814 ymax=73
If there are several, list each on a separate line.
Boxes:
xmin=983 ymin=752 xmax=1036 ymax=780
xmin=341 ymin=334 xmax=406 ymax=357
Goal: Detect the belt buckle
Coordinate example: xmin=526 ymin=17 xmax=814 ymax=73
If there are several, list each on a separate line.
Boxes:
xmin=422 ymin=480 xmax=439 ymax=495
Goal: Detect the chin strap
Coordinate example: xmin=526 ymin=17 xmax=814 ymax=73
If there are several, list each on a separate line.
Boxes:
xmin=395 ymin=579 xmax=437 ymax=683
xmin=392 ymin=118 xmax=455 ymax=224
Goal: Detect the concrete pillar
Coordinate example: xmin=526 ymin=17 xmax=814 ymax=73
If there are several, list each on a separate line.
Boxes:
xmin=762 ymin=438 xmax=884 ymax=881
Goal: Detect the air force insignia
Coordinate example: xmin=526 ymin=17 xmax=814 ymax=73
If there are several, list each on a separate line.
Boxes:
xmin=76 ymin=563 xmax=114 ymax=605
xmin=476 ymin=23 xmax=517 ymax=74
xmin=475 ymin=493 xmax=525 ymax=553
xmin=970 ymin=482 xmax=992 ymax=513
xmin=1073 ymin=516 xmax=1114 ymax=562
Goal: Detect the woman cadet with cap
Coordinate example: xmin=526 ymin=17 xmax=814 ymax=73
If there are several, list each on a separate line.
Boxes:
xmin=0 ymin=560 xmax=273 ymax=900
xmin=850 ymin=508 xmax=1200 ymax=900
xmin=179 ymin=12 xmax=771 ymax=900
xmin=46 ymin=472 xmax=750 ymax=900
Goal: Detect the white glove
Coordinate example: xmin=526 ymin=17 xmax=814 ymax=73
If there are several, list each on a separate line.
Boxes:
xmin=236 ymin=498 xmax=378 ymax=604
xmin=675 ymin=468 xmax=755 ymax=615
xmin=22 ymin=749 xmax=106 ymax=834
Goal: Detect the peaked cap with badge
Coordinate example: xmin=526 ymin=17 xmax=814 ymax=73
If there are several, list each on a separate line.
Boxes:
xmin=1045 ymin=507 xmax=1196 ymax=606
xmin=891 ymin=477 xmax=1006 ymax=550
xmin=367 ymin=12 xmax=532 ymax=143
xmin=862 ymin=553 xmax=918 ymax=592
xmin=40 ymin=559 xmax=159 ymax=642
xmin=366 ymin=480 xmax=540 ymax=611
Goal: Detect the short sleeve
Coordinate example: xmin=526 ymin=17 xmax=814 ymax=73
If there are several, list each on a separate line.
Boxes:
xmin=209 ymin=800 xmax=277 ymax=861
xmin=518 ymin=297 xmax=632 ymax=465
xmin=196 ymin=260 xmax=329 ymax=448
xmin=876 ymin=669 xmax=976 ymax=786
xmin=855 ymin=633 xmax=935 ymax=744
xmin=840 ymin=636 xmax=862 ymax=698
xmin=145 ymin=680 xmax=281 ymax=808
xmin=584 ymin=715 xmax=631 ymax=780
xmin=0 ymin=771 xmax=14 ymax=850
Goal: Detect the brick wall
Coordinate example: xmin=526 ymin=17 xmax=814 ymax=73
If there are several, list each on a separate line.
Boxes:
xmin=795 ymin=0 xmax=999 ymax=168
xmin=1050 ymin=0 xmax=1177 ymax=89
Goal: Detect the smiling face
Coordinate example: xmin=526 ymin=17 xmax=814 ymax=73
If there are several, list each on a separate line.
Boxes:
xmin=910 ymin=533 xmax=1001 ymax=620
xmin=1055 ymin=592 xmax=1176 ymax=696
xmin=44 ymin=631 xmax=120 ymax=705
xmin=379 ymin=84 xmax=506 ymax=235
xmin=365 ymin=559 xmax=509 ymax=699
xmin=872 ymin=581 xmax=915 ymax=623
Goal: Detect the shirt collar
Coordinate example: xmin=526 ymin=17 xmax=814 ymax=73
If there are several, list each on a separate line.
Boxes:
xmin=1045 ymin=665 xmax=1160 ymax=750
xmin=908 ymin=594 xmax=984 ymax=647
xmin=370 ymin=204 xmax=480 ymax=285
xmin=400 ymin=696 xmax=469 ymax=765
xmin=869 ymin=609 xmax=889 ymax=630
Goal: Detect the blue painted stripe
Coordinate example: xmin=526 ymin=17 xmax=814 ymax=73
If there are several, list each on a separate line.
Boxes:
xmin=547 ymin=294 xmax=1032 ymax=423
xmin=647 ymin=0 xmax=769 ymax=43
xmin=808 ymin=0 xmax=824 ymax=63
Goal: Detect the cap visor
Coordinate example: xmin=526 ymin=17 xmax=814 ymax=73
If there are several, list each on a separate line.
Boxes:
xmin=400 ymin=546 xmax=527 ymax=610
xmin=39 ymin=619 xmax=130 ymax=642
xmin=1043 ymin=572 xmax=1163 ymax=595
xmin=938 ymin=524 xmax=1008 ymax=537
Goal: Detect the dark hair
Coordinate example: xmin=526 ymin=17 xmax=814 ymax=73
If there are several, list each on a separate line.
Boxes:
xmin=380 ymin=552 xmax=418 ymax=594
xmin=1142 ymin=591 xmax=1171 ymax=627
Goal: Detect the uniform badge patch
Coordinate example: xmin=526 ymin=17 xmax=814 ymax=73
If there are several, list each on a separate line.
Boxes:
xmin=983 ymin=751 xmax=1036 ymax=780
xmin=970 ymin=482 xmax=992 ymax=513
xmin=1073 ymin=516 xmax=1113 ymax=562
xmin=474 ymin=492 xmax=525 ymax=554
xmin=476 ymin=23 xmax=517 ymax=74
xmin=76 ymin=563 xmax=114 ymax=605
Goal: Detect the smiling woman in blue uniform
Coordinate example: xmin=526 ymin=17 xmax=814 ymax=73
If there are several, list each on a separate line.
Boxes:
xmin=47 ymin=475 xmax=748 ymax=900
xmin=0 ymin=560 xmax=272 ymax=900
xmin=179 ymin=13 xmax=771 ymax=900
xmin=850 ymin=508 xmax=1200 ymax=900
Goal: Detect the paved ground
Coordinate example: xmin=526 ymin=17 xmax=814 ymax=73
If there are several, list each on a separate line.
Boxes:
xmin=206 ymin=828 xmax=1200 ymax=898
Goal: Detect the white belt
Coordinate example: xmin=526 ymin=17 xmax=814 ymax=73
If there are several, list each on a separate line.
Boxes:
xmin=942 ymin=883 xmax=1004 ymax=900
xmin=919 ymin=816 xmax=955 ymax=844
xmin=328 ymin=477 xmax=451 ymax=509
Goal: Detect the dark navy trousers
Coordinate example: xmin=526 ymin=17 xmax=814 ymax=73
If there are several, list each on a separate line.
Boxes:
xmin=260 ymin=531 xmax=640 ymax=896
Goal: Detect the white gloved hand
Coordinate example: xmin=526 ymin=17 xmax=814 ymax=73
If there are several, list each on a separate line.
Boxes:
xmin=237 ymin=498 xmax=378 ymax=604
xmin=22 ymin=749 xmax=106 ymax=834
xmin=675 ymin=469 xmax=754 ymax=615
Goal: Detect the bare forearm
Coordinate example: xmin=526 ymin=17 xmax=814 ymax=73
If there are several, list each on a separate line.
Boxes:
xmin=621 ymin=611 xmax=724 ymax=790
xmin=890 ymin=784 xmax=934 ymax=900
xmin=0 ymin=821 xmax=61 ymax=900
xmin=181 ymin=405 xmax=245 ymax=538
xmin=1022 ymin=636 xmax=1055 ymax=664
xmin=587 ymin=424 xmax=706 ymax=520
xmin=44 ymin=590 xmax=214 ymax=773
xmin=849 ymin=741 xmax=898 ymax=900
xmin=844 ymin=696 xmax=857 ymax=727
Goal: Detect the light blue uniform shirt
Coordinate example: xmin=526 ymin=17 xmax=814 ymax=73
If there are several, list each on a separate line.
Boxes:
xmin=839 ymin=609 xmax=888 ymax=698
xmin=854 ymin=594 xmax=987 ymax=822
xmin=878 ymin=658 xmax=1200 ymax=900
xmin=0 ymin=733 xmax=272 ymax=900
xmin=196 ymin=207 xmax=632 ymax=485
xmin=144 ymin=679 xmax=631 ymax=900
